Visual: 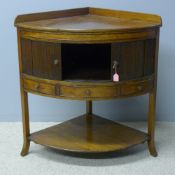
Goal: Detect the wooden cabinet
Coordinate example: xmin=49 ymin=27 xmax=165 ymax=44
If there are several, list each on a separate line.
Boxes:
xmin=15 ymin=7 xmax=162 ymax=158
xmin=21 ymin=39 xmax=156 ymax=81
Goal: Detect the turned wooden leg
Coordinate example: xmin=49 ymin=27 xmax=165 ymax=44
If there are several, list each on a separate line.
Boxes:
xmin=20 ymin=90 xmax=30 ymax=156
xmin=147 ymin=91 xmax=157 ymax=157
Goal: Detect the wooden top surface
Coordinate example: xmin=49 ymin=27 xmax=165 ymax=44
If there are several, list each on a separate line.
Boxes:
xmin=15 ymin=7 xmax=162 ymax=33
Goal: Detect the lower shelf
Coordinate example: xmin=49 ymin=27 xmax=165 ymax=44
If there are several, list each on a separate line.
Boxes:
xmin=30 ymin=114 xmax=148 ymax=153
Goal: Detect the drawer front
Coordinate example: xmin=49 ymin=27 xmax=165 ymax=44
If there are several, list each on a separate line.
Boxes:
xmin=23 ymin=79 xmax=55 ymax=95
xmin=57 ymin=85 xmax=120 ymax=99
xmin=121 ymin=79 xmax=153 ymax=96
xmin=23 ymin=75 xmax=154 ymax=99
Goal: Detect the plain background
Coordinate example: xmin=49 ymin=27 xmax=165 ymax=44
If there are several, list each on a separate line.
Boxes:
xmin=0 ymin=0 xmax=174 ymax=122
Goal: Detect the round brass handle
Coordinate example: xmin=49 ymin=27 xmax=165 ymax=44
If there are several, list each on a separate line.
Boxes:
xmin=54 ymin=59 xmax=59 ymax=65
xmin=34 ymin=84 xmax=40 ymax=90
xmin=56 ymin=86 xmax=60 ymax=96
xmin=84 ymin=89 xmax=91 ymax=96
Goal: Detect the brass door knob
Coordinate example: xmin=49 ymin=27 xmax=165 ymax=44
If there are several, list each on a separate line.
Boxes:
xmin=54 ymin=59 xmax=59 ymax=65
xmin=56 ymin=86 xmax=60 ymax=96
xmin=34 ymin=84 xmax=40 ymax=90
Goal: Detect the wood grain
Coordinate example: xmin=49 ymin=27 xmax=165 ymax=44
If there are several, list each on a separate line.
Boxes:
xmin=23 ymin=74 xmax=154 ymax=100
xmin=21 ymin=39 xmax=32 ymax=74
xmin=15 ymin=7 xmax=161 ymax=43
xmin=15 ymin=7 xmax=89 ymax=24
xmin=19 ymin=28 xmax=157 ymax=44
xmin=32 ymin=41 xmax=61 ymax=80
xmin=15 ymin=7 xmax=162 ymax=32
xmin=144 ymin=39 xmax=156 ymax=76
xmin=30 ymin=114 xmax=148 ymax=153
xmin=147 ymin=29 xmax=160 ymax=157
xmin=17 ymin=30 xmax=30 ymax=156
xmin=111 ymin=40 xmax=156 ymax=81
xmin=15 ymin=7 xmax=162 ymax=157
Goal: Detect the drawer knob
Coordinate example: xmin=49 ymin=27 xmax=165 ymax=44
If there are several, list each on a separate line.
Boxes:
xmin=54 ymin=59 xmax=59 ymax=65
xmin=137 ymin=85 xmax=143 ymax=91
xmin=34 ymin=84 xmax=40 ymax=90
xmin=85 ymin=89 xmax=91 ymax=96
xmin=56 ymin=86 xmax=60 ymax=96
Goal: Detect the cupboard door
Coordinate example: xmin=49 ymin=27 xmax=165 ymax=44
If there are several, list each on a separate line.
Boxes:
xmin=32 ymin=41 xmax=61 ymax=80
xmin=112 ymin=40 xmax=155 ymax=81
xmin=144 ymin=39 xmax=156 ymax=76
xmin=21 ymin=39 xmax=33 ymax=75
xmin=119 ymin=41 xmax=145 ymax=80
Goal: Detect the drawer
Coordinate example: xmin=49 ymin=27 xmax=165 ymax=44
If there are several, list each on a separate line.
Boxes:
xmin=121 ymin=79 xmax=153 ymax=96
xmin=23 ymin=76 xmax=154 ymax=99
xmin=23 ymin=79 xmax=55 ymax=95
xmin=56 ymin=85 xmax=120 ymax=99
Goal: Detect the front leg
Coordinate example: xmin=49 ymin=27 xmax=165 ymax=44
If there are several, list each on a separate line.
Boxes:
xmin=20 ymin=90 xmax=30 ymax=156
xmin=147 ymin=91 xmax=157 ymax=157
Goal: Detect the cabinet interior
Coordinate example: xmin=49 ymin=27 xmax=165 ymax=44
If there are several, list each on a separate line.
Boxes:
xmin=61 ymin=44 xmax=111 ymax=80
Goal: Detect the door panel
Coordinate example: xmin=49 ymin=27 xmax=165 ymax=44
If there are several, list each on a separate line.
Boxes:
xmin=21 ymin=39 xmax=33 ymax=75
xmin=119 ymin=41 xmax=144 ymax=80
xmin=32 ymin=41 xmax=61 ymax=80
xmin=111 ymin=40 xmax=155 ymax=81
xmin=144 ymin=39 xmax=156 ymax=76
xmin=21 ymin=39 xmax=61 ymax=80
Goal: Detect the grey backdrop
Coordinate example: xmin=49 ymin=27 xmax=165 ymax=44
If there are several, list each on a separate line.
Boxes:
xmin=0 ymin=0 xmax=174 ymax=122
